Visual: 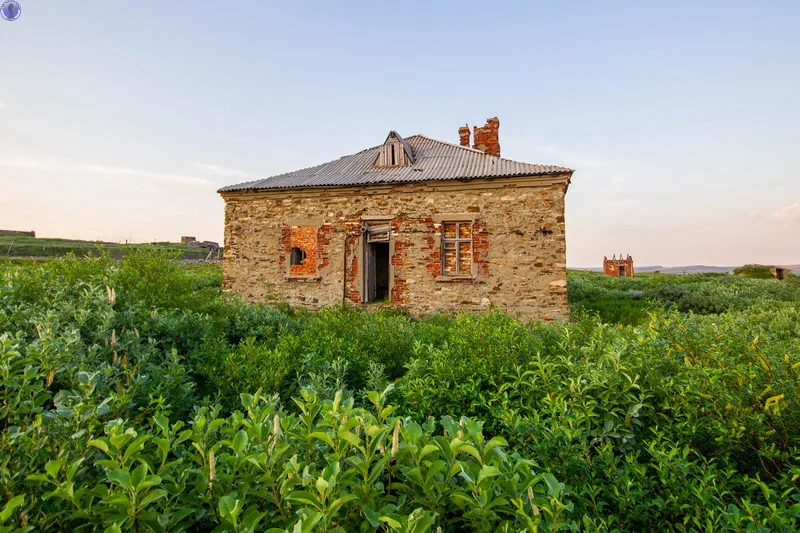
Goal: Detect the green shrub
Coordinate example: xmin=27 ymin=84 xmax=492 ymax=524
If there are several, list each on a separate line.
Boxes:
xmin=2 ymin=254 xmax=800 ymax=530
xmin=734 ymin=264 xmax=775 ymax=279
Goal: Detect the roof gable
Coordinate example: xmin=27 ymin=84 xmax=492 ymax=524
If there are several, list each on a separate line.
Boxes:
xmin=375 ymin=131 xmax=415 ymax=167
xmin=218 ymin=134 xmax=572 ymax=192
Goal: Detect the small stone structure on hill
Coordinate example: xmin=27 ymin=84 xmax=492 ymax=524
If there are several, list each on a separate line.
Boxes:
xmin=770 ymin=266 xmax=787 ymax=280
xmin=604 ymin=254 xmax=634 ymax=277
xmin=0 ymin=229 xmax=35 ymax=238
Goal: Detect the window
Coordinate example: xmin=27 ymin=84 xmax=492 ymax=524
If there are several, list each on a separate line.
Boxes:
xmin=286 ymin=226 xmax=318 ymax=277
xmin=290 ymin=247 xmax=306 ymax=266
xmin=441 ymin=221 xmax=472 ymax=276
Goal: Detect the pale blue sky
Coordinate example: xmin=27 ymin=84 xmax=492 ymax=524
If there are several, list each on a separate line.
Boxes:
xmin=1 ymin=1 xmax=798 ymax=267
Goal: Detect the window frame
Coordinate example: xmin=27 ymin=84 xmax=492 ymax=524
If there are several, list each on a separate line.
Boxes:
xmin=440 ymin=221 xmax=474 ymax=277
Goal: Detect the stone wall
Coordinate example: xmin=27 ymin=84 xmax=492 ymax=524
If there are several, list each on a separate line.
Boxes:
xmin=220 ymin=174 xmax=571 ymax=321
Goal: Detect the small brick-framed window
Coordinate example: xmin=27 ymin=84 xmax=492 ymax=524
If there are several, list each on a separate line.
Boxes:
xmin=441 ymin=221 xmax=473 ymax=276
xmin=286 ymin=226 xmax=318 ymax=277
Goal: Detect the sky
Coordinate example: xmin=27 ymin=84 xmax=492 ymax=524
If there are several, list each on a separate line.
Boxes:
xmin=1 ymin=1 xmax=798 ymax=268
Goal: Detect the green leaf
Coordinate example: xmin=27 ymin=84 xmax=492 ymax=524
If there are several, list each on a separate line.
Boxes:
xmin=419 ymin=444 xmax=438 ymax=459
xmin=0 ymin=495 xmax=24 ymax=524
xmin=327 ymin=493 xmax=358 ymax=517
xmin=130 ymin=464 xmax=148 ymax=488
xmin=541 ymin=472 xmax=562 ymax=498
xmin=293 ymin=511 xmax=323 ymax=533
xmin=338 ymin=430 xmax=360 ymax=448
xmin=138 ymin=489 xmax=167 ymax=508
xmin=232 ymin=429 xmax=248 ymax=455
xmin=87 ymin=439 xmax=110 ymax=454
xmin=405 ymin=421 xmax=423 ymax=444
xmin=309 ymin=431 xmax=335 ymax=449
xmin=380 ymin=515 xmax=403 ymax=529
xmin=218 ymin=495 xmax=241 ymax=522
xmin=107 ymin=469 xmax=132 ymax=490
xmin=45 ymin=459 xmax=65 ymax=479
xmin=240 ymin=508 xmax=265 ymax=533
xmin=285 ymin=490 xmax=322 ymax=511
xmin=477 ymin=464 xmax=501 ymax=485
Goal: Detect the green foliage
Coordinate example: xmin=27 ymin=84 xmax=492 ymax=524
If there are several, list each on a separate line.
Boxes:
xmin=1 ymin=253 xmax=800 ymax=530
xmin=569 ymin=270 xmax=800 ymax=323
xmin=734 ymin=264 xmax=775 ymax=279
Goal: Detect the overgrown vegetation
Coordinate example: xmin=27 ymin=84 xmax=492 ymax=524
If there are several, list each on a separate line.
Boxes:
xmin=0 ymin=234 xmax=215 ymax=260
xmin=1 ymin=253 xmax=799 ymax=531
xmin=569 ymin=269 xmax=800 ymax=324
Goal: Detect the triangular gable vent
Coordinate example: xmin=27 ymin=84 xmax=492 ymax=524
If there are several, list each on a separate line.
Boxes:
xmin=375 ymin=131 xmax=414 ymax=167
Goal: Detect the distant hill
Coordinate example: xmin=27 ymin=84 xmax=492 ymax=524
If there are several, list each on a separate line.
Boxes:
xmin=573 ymin=265 xmax=800 ymax=275
xmin=0 ymin=234 xmax=221 ymax=262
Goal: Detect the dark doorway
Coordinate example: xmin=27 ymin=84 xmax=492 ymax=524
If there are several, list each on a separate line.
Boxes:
xmin=366 ymin=242 xmax=390 ymax=302
xmin=618 ymin=265 xmax=626 ymax=276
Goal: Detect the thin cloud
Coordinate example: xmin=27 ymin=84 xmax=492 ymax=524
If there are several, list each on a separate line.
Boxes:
xmin=0 ymin=100 xmax=6 ymax=109
xmin=591 ymin=196 xmax=641 ymax=208
xmin=195 ymin=163 xmax=254 ymax=178
xmin=0 ymin=157 xmax=211 ymax=186
xmin=772 ymin=202 xmax=800 ymax=225
xmin=215 ymin=135 xmax=264 ymax=145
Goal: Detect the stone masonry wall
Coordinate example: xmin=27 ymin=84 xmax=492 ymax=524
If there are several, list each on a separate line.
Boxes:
xmin=603 ymin=255 xmax=634 ymax=277
xmin=221 ymin=175 xmax=571 ymax=321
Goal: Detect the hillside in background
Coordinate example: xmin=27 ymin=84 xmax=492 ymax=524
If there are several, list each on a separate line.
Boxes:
xmin=0 ymin=233 xmax=220 ymax=261
xmin=576 ymin=264 xmax=800 ymax=275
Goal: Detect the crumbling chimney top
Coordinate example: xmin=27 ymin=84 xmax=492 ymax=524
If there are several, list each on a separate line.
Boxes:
xmin=472 ymin=117 xmax=500 ymax=157
xmin=458 ymin=124 xmax=471 ymax=147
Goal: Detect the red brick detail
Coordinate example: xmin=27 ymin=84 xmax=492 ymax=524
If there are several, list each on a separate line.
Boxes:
xmin=343 ymin=223 xmax=362 ymax=303
xmin=283 ymin=225 xmax=331 ymax=278
xmin=288 ymin=226 xmax=318 ymax=276
xmin=389 ymin=217 xmax=408 ymax=304
xmin=458 ymin=125 xmax=471 ymax=147
xmin=603 ymin=255 xmax=634 ymax=277
xmin=317 ymin=224 xmax=332 ymax=271
xmin=472 ymin=117 xmax=500 ymax=157
xmin=472 ymin=219 xmax=489 ymax=277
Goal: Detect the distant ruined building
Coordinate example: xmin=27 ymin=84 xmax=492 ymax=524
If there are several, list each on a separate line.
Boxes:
xmin=604 ymin=254 xmax=634 ymax=277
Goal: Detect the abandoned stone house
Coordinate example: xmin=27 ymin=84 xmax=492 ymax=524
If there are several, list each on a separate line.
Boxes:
xmin=218 ymin=118 xmax=574 ymax=320
xmin=604 ymin=254 xmax=634 ymax=277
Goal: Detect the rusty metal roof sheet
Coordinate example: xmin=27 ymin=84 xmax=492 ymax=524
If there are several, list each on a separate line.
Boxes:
xmin=218 ymin=134 xmax=573 ymax=192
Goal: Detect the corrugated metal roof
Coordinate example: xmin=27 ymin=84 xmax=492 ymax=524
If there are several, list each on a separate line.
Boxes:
xmin=218 ymin=134 xmax=573 ymax=192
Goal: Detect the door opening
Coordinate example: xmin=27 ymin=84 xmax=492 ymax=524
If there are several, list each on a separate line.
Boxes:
xmin=366 ymin=242 xmax=390 ymax=302
xmin=618 ymin=265 xmax=626 ymax=276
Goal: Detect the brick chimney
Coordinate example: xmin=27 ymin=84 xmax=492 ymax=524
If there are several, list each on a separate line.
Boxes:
xmin=472 ymin=117 xmax=500 ymax=157
xmin=458 ymin=124 xmax=471 ymax=147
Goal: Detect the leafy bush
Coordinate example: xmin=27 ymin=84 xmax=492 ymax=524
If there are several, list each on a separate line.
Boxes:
xmin=1 ymin=254 xmax=800 ymax=530
xmin=734 ymin=264 xmax=775 ymax=279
